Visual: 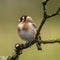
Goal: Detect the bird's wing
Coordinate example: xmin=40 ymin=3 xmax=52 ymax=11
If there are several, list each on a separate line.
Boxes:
xmin=32 ymin=23 xmax=37 ymax=28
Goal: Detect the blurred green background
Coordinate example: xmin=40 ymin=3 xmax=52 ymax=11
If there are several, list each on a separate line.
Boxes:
xmin=0 ymin=0 xmax=60 ymax=60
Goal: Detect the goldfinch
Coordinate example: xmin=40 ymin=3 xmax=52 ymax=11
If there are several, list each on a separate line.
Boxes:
xmin=17 ymin=16 xmax=36 ymax=42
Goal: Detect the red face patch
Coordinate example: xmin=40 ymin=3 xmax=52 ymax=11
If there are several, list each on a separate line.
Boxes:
xmin=20 ymin=16 xmax=23 ymax=22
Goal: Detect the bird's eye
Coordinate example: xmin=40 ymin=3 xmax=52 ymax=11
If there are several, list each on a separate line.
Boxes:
xmin=23 ymin=16 xmax=27 ymax=22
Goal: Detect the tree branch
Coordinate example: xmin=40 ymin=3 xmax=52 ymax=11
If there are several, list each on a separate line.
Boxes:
xmin=41 ymin=39 xmax=60 ymax=44
xmin=7 ymin=39 xmax=60 ymax=60
xmin=7 ymin=0 xmax=60 ymax=60
xmin=47 ymin=7 xmax=60 ymax=18
xmin=38 ymin=0 xmax=49 ymax=32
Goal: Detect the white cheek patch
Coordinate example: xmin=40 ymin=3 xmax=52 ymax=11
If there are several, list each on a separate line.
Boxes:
xmin=22 ymin=17 xmax=25 ymax=21
xmin=18 ymin=23 xmax=23 ymax=30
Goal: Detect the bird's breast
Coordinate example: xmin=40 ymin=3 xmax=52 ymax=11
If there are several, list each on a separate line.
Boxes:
xmin=17 ymin=23 xmax=23 ymax=32
xmin=18 ymin=23 xmax=36 ymax=41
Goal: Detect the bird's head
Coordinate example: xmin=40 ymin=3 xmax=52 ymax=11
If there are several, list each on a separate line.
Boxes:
xmin=18 ymin=16 xmax=33 ymax=23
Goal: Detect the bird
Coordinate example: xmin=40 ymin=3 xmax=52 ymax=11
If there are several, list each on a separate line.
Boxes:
xmin=17 ymin=15 xmax=42 ymax=50
xmin=17 ymin=16 xmax=36 ymax=42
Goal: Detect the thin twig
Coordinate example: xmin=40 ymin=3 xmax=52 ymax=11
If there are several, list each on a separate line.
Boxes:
xmin=41 ymin=39 xmax=60 ymax=44
xmin=37 ymin=0 xmax=49 ymax=33
xmin=47 ymin=7 xmax=60 ymax=18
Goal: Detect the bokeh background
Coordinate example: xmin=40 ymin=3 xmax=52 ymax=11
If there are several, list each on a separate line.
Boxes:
xmin=0 ymin=0 xmax=60 ymax=60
